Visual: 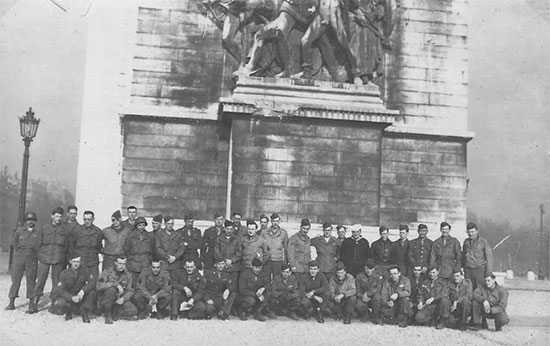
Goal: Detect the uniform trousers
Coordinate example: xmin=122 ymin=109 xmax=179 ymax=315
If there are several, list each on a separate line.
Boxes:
xmin=9 ymin=252 xmax=37 ymax=299
xmin=204 ymin=293 xmax=237 ymax=317
xmin=327 ymin=296 xmax=357 ymax=318
xmin=51 ymin=291 xmax=96 ymax=315
xmin=33 ymin=262 xmax=63 ymax=298
xmin=170 ymin=290 xmax=206 ymax=319
xmin=97 ymin=287 xmax=137 ymax=318
xmin=415 ymin=298 xmax=451 ymax=324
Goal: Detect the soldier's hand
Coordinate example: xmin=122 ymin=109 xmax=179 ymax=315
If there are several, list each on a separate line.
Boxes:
xmin=306 ymin=291 xmax=314 ymax=299
xmin=116 ymin=297 xmax=125 ymax=305
xmin=314 ymin=295 xmax=323 ymax=304
xmin=257 ymin=287 xmax=265 ymax=296
xmin=483 ymin=300 xmax=491 ymax=313
xmin=184 ymin=287 xmax=193 ymax=297
xmin=206 ymin=299 xmax=214 ymax=305
xmin=418 ymin=302 xmax=424 ymax=310
xmin=335 ymin=295 xmax=342 ymax=304
xmin=258 ymin=295 xmax=265 ymax=302
xmin=421 ymin=267 xmax=428 ymax=274
xmin=150 ymin=295 xmax=158 ymax=304
xmin=188 ymin=298 xmax=194 ymax=306
xmin=71 ymin=295 xmax=80 ymax=303
xmin=168 ymin=256 xmax=176 ymax=264
xmin=225 ymin=259 xmax=232 ymax=267
xmin=390 ymin=293 xmax=398 ymax=301
xmin=77 ymin=290 xmax=85 ymax=299
xmin=223 ymin=289 xmax=230 ymax=300
xmin=362 ymin=293 xmax=370 ymax=303
xmin=117 ymin=284 xmax=124 ymax=294
xmin=387 ymin=300 xmax=394 ymax=308
xmin=426 ymin=297 xmax=434 ymax=305
xmin=451 ymin=301 xmax=457 ymax=312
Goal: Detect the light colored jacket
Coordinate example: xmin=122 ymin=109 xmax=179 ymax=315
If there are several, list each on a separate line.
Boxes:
xmin=261 ymin=226 xmax=289 ymax=262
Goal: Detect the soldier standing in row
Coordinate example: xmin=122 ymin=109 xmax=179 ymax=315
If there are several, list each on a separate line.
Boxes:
xmin=215 ymin=220 xmax=242 ymax=286
xmin=6 ymin=212 xmax=39 ymax=312
xmin=430 ymin=222 xmax=462 ymax=281
xmin=311 ymin=222 xmax=339 ymax=281
xmin=124 ymin=216 xmax=154 ymax=287
xmin=240 ymin=220 xmax=270 ymax=269
xmin=180 ymin=214 xmax=203 ymax=269
xmin=50 ymin=254 xmax=96 ymax=323
xmin=201 ymin=213 xmax=225 ymax=270
xmin=64 ymin=206 xmax=80 ymax=236
xmin=371 ymin=226 xmax=393 ymax=279
xmin=408 ymin=224 xmax=432 ymax=276
xmin=463 ymin=222 xmax=493 ymax=290
xmin=261 ymin=213 xmax=288 ymax=281
xmin=121 ymin=206 xmax=138 ymax=231
xmin=231 ymin=212 xmax=247 ymax=237
xmin=155 ymin=215 xmax=185 ymax=280
xmin=101 ymin=210 xmax=130 ymax=271
xmin=339 ymin=225 xmax=370 ymax=277
xmin=69 ymin=210 xmax=102 ymax=279
xmin=288 ymin=218 xmax=312 ymax=282
xmin=391 ymin=224 xmax=410 ymax=277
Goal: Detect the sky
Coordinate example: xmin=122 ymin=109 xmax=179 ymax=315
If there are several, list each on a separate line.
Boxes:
xmin=0 ymin=0 xmax=548 ymax=228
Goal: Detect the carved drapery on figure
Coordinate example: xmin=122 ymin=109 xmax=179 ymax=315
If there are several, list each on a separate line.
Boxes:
xmin=199 ymin=0 xmax=397 ymax=84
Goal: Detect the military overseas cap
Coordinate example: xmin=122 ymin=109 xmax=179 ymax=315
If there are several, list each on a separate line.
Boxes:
xmin=259 ymin=214 xmax=269 ymax=221
xmin=484 ymin=272 xmax=496 ymax=279
xmin=246 ymin=219 xmax=258 ymax=227
xmin=111 ymin=210 xmax=122 ymax=219
xmin=301 ymin=218 xmax=311 ymax=227
xmin=379 ymin=226 xmax=389 ymax=233
xmin=467 ymin=222 xmax=477 ymax=230
xmin=418 ymin=224 xmax=428 ymax=231
xmin=135 ymin=216 xmax=147 ymax=226
xmin=440 ymin=221 xmax=451 ymax=229
xmin=251 ymin=257 xmax=263 ymax=267
xmin=184 ymin=213 xmax=194 ymax=220
xmin=322 ymin=222 xmax=332 ymax=229
xmin=364 ymin=258 xmax=376 ymax=269
xmin=214 ymin=212 xmax=224 ymax=219
xmin=399 ymin=224 xmax=409 ymax=231
xmin=224 ymin=220 xmax=233 ymax=228
xmin=270 ymin=213 xmax=280 ymax=220
xmin=336 ymin=224 xmax=346 ymax=231
xmin=308 ymin=260 xmax=319 ymax=268
xmin=335 ymin=262 xmax=346 ymax=272
xmin=164 ymin=215 xmax=173 ymax=222
xmin=52 ymin=207 xmax=64 ymax=215
xmin=281 ymin=263 xmax=291 ymax=271
xmin=68 ymin=252 xmax=82 ymax=261
xmin=24 ymin=212 xmax=37 ymax=221
xmin=428 ymin=266 xmax=439 ymax=272
xmin=152 ymin=214 xmax=163 ymax=223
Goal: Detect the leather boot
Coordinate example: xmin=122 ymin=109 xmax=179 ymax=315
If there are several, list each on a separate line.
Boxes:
xmin=26 ymin=297 xmax=39 ymax=314
xmin=253 ymin=306 xmax=266 ymax=322
xmin=65 ymin=307 xmax=73 ymax=321
xmin=5 ymin=298 xmax=16 ymax=310
xmin=316 ymin=308 xmax=325 ymax=324
xmin=82 ymin=310 xmax=91 ymax=323
xmin=104 ymin=309 xmax=113 ymax=324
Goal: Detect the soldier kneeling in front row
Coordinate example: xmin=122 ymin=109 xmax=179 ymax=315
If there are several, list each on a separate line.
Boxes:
xmin=471 ymin=272 xmax=510 ymax=331
xmin=50 ymin=254 xmax=96 ymax=323
xmin=203 ymin=259 xmax=236 ymax=320
xmin=269 ymin=263 xmax=301 ymax=320
xmin=132 ymin=259 xmax=172 ymax=319
xmin=170 ymin=259 xmax=207 ymax=320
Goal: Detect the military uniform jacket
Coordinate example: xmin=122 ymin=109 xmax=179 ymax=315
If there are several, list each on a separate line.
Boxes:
xmin=51 ymin=266 xmax=96 ymax=301
xmin=420 ymin=277 xmax=449 ymax=303
xmin=381 ymin=276 xmax=411 ymax=304
xmin=233 ymin=224 xmax=247 ymax=238
xmin=355 ymin=271 xmax=384 ymax=298
xmin=214 ymin=234 xmax=242 ymax=272
xmin=329 ymin=273 xmax=356 ymax=299
xmin=390 ymin=239 xmax=409 ymax=272
xmin=155 ymin=229 xmax=185 ymax=270
xmin=408 ymin=237 xmax=433 ymax=269
xmin=179 ymin=226 xmax=202 ymax=254
xmin=102 ymin=224 xmax=130 ymax=256
xmin=64 ymin=220 xmax=80 ymax=235
xmin=473 ymin=283 xmax=508 ymax=314
xmin=288 ymin=231 xmax=311 ymax=273
xmin=429 ymin=236 xmax=462 ymax=279
xmin=240 ymin=234 xmax=270 ymax=268
xmin=121 ymin=219 xmax=136 ymax=231
xmin=238 ymin=267 xmax=271 ymax=298
xmin=69 ymin=224 xmax=102 ymax=267
xmin=311 ymin=236 xmax=339 ymax=273
xmin=410 ymin=274 xmax=426 ymax=304
xmin=11 ymin=225 xmax=39 ymax=257
xmin=449 ymin=279 xmax=473 ymax=303
xmin=339 ymin=237 xmax=370 ymax=273
xmin=462 ymin=236 xmax=493 ymax=270
xmin=299 ymin=273 xmax=329 ymax=296
xmin=136 ymin=268 xmax=172 ymax=299
xmin=201 ymin=226 xmax=223 ymax=268
xmin=123 ymin=229 xmax=154 ymax=273
xmin=371 ymin=238 xmax=392 ymax=265
xmin=204 ymin=268 xmax=234 ymax=299
xmin=172 ymin=269 xmax=205 ymax=301
xmin=261 ymin=226 xmax=289 ymax=262
xmin=96 ymin=267 xmax=134 ymax=301
xmin=271 ymin=274 xmax=300 ymax=299
xmin=37 ymin=222 xmax=69 ymax=264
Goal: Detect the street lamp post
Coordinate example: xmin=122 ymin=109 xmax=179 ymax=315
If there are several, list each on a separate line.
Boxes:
xmin=8 ymin=107 xmax=40 ymax=270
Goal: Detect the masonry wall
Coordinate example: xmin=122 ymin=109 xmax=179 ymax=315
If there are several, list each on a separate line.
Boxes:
xmin=380 ymin=134 xmax=468 ymax=230
xmin=121 ymin=116 xmax=228 ymax=218
xmin=230 ymin=117 xmax=384 ymax=224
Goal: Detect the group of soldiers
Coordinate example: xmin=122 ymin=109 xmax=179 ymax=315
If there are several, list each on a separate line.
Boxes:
xmin=6 ymin=205 xmax=509 ymax=331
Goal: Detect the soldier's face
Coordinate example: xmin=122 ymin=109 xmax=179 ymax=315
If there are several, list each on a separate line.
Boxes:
xmin=26 ymin=219 xmax=36 ymax=228
xmin=399 ymin=230 xmax=408 ymax=240
xmin=252 ymin=265 xmax=262 ymax=275
xmin=128 ymin=208 xmax=137 ymax=220
xmin=165 ymin=220 xmax=174 ymax=231
xmin=112 ymin=217 xmax=121 ymax=227
xmin=271 ymin=218 xmax=280 ymax=228
xmin=136 ymin=223 xmax=146 ymax=231
xmin=70 ymin=258 xmax=81 ymax=270
xmin=152 ymin=221 xmax=161 ymax=231
xmin=389 ymin=268 xmax=400 ymax=282
xmin=485 ymin=276 xmax=496 ymax=288
xmin=441 ymin=225 xmax=451 ymax=237
xmin=214 ymin=216 xmax=224 ymax=227
xmin=413 ymin=267 xmax=422 ymax=277
xmin=260 ymin=218 xmax=268 ymax=229
xmin=453 ymin=272 xmax=462 ymax=283
xmin=336 ymin=269 xmax=346 ymax=280
xmin=115 ymin=259 xmax=127 ymax=272
xmin=247 ymin=224 xmax=257 ymax=236
xmin=309 ymin=266 xmax=319 ymax=277
xmin=83 ymin=214 xmax=94 ymax=227
xmin=185 ymin=262 xmax=196 ymax=275
xmin=185 ymin=219 xmax=194 ymax=227
xmin=232 ymin=214 xmax=242 ymax=226
xmin=224 ymin=226 xmax=233 ymax=236
xmin=323 ymin=227 xmax=332 ymax=237
xmin=380 ymin=230 xmax=389 ymax=241
xmin=301 ymin=225 xmax=311 ymax=234
xmin=418 ymin=228 xmax=428 ymax=238
xmin=151 ymin=262 xmax=161 ymax=275
xmin=52 ymin=213 xmax=63 ymax=224
xmin=351 ymin=229 xmax=361 ymax=239
xmin=429 ymin=269 xmax=439 ymax=280
xmin=467 ymin=228 xmax=478 ymax=239
xmin=365 ymin=267 xmax=374 ymax=276
xmin=68 ymin=209 xmax=77 ymax=221
xmin=281 ymin=268 xmax=291 ymax=280
xmin=337 ymin=228 xmax=346 ymax=239
xmin=215 ymin=261 xmax=225 ymax=271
